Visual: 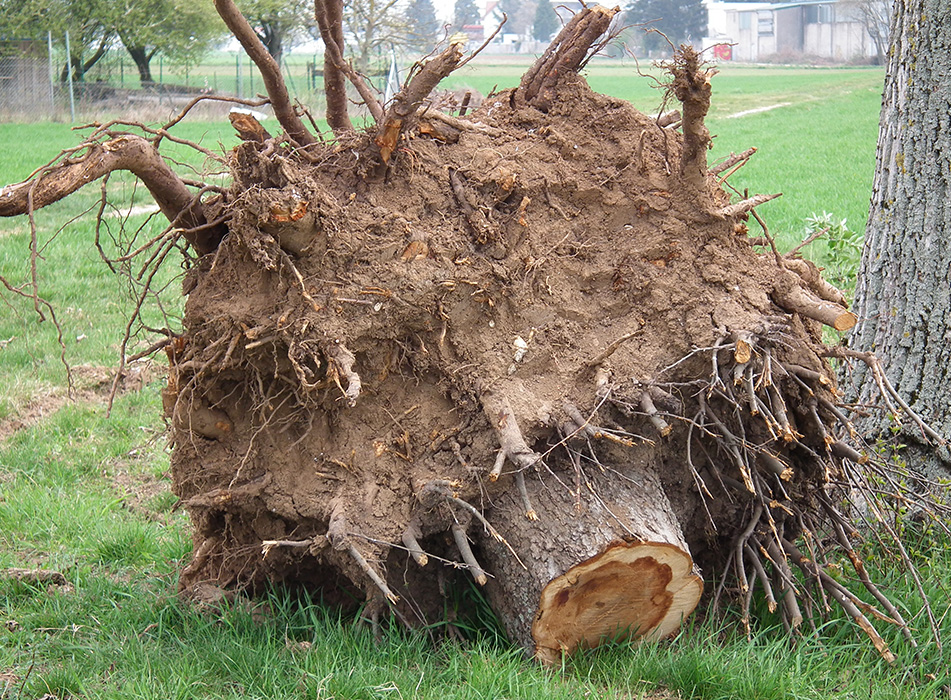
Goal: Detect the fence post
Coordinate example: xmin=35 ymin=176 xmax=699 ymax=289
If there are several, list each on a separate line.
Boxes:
xmin=64 ymin=30 xmax=75 ymax=122
xmin=47 ymin=31 xmax=56 ymax=117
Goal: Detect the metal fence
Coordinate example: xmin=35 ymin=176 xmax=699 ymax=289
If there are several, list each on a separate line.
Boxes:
xmin=0 ymin=37 xmax=241 ymax=122
xmin=0 ymin=42 xmax=59 ymax=120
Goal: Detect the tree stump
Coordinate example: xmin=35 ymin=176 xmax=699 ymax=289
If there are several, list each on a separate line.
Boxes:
xmin=1 ymin=1 xmax=933 ymax=664
xmin=482 ymin=465 xmax=702 ymax=662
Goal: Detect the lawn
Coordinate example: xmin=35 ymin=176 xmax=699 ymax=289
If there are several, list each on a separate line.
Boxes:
xmin=2 ymin=62 xmax=949 ymax=700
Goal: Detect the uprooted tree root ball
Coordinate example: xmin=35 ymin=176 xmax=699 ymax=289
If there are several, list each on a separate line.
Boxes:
xmin=2 ymin=3 xmax=944 ymax=665
xmin=165 ymin=39 xmax=897 ymax=661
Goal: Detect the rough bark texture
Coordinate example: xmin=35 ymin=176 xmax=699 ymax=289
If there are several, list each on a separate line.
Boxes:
xmin=124 ymin=45 xmax=156 ymax=86
xmin=482 ymin=462 xmax=702 ymax=662
xmin=516 ymin=5 xmax=618 ymax=111
xmin=848 ymin=0 xmax=951 ymax=478
xmin=316 ymin=0 xmax=353 ymax=134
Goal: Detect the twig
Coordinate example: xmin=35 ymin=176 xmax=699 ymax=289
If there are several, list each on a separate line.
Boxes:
xmin=710 ymin=147 xmax=757 ymax=175
xmin=587 ymin=326 xmax=644 ymax=366
xmin=717 ymin=193 xmax=782 ymax=218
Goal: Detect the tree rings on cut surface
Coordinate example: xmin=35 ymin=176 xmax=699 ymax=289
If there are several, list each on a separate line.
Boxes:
xmin=533 ymin=542 xmax=702 ymax=664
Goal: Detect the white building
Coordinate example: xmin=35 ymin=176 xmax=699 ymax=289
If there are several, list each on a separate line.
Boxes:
xmin=705 ymin=0 xmax=880 ymax=62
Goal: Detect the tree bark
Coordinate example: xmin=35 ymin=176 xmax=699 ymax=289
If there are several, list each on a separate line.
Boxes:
xmin=315 ymin=0 xmax=353 ymax=135
xmin=124 ymin=44 xmax=155 ymax=86
xmin=516 ymin=5 xmax=618 ymax=111
xmin=848 ymin=0 xmax=951 ymax=477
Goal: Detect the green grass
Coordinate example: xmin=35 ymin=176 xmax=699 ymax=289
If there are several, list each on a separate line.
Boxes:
xmin=4 ymin=64 xmax=949 ymax=700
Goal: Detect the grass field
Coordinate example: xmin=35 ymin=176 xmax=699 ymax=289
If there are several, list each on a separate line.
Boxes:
xmin=2 ymin=64 xmax=949 ymax=700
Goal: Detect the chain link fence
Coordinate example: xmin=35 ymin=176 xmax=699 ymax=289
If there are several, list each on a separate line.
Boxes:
xmin=0 ymin=37 xmax=261 ymax=122
xmin=1 ymin=35 xmax=490 ymax=123
xmin=0 ymin=40 xmax=59 ymax=120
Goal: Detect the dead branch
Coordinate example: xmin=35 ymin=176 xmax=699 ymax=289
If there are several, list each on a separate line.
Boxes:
xmin=375 ymin=42 xmax=465 ymax=164
xmin=417 ymin=107 xmax=503 ymax=137
xmin=717 ymin=193 xmax=782 ymax=218
xmin=213 ymin=0 xmax=316 ymax=147
xmin=0 ymin=135 xmax=224 ymax=255
xmin=710 ymin=147 xmax=757 ymax=176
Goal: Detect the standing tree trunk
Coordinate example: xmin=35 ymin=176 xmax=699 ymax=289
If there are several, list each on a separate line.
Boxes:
xmin=124 ymin=45 xmax=156 ymax=86
xmin=848 ymin=0 xmax=951 ymax=477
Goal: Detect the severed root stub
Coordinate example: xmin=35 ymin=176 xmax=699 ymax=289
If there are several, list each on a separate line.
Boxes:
xmin=533 ymin=542 xmax=702 ymax=664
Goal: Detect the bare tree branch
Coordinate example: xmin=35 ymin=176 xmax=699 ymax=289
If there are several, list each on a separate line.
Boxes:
xmin=0 ymin=135 xmax=224 ymax=255
xmin=315 ymin=0 xmax=353 ymax=134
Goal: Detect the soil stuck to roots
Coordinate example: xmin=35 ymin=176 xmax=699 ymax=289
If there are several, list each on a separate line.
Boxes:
xmin=168 ymin=66 xmax=844 ymax=658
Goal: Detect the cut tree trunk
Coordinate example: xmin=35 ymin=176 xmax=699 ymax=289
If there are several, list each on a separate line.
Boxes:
xmin=482 ymin=464 xmax=702 ymax=662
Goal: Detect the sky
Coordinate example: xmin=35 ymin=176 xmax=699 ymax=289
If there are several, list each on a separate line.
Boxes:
xmin=433 ymin=0 xmax=457 ymax=24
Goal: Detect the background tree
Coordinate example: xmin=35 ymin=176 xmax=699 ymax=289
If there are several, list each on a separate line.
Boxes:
xmin=624 ymin=0 xmax=707 ymax=53
xmin=237 ymin=0 xmax=313 ymax=63
xmin=532 ymin=0 xmax=558 ymax=41
xmin=1 ymin=0 xmax=117 ymax=82
xmin=344 ymin=0 xmax=410 ymax=73
xmin=452 ymin=0 xmax=481 ymax=31
xmin=495 ymin=0 xmax=538 ymax=38
xmin=404 ymin=0 xmax=442 ymax=52
xmin=841 ymin=0 xmax=892 ymax=65
xmin=848 ymin=0 xmax=951 ymax=479
xmin=114 ymin=0 xmax=226 ymax=86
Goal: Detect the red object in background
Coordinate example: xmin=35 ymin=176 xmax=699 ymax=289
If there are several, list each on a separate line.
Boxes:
xmin=713 ymin=44 xmax=733 ymax=60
